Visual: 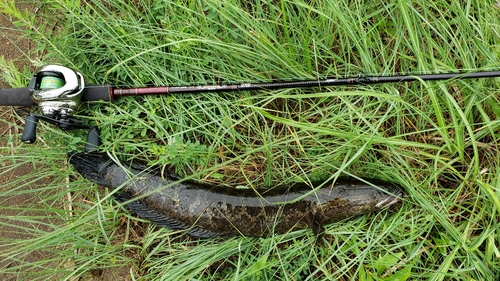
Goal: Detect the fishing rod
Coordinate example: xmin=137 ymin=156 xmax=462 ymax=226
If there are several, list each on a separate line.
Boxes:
xmin=1 ymin=65 xmax=500 ymax=151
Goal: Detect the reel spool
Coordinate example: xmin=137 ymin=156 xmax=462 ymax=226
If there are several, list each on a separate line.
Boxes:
xmin=22 ymin=65 xmax=99 ymax=152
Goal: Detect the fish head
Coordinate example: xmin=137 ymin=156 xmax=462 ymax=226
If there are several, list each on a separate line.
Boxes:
xmin=316 ymin=181 xmax=404 ymax=224
xmin=336 ymin=181 xmax=404 ymax=209
xmin=68 ymin=151 xmax=114 ymax=186
xmin=373 ymin=184 xmax=404 ymax=208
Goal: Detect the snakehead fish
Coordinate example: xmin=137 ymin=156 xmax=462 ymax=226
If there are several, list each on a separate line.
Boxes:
xmin=68 ymin=152 xmax=403 ymax=238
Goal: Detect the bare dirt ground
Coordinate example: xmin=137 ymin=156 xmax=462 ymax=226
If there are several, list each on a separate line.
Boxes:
xmin=1 ymin=6 xmax=135 ymax=280
xmin=0 ymin=5 xmax=54 ymax=280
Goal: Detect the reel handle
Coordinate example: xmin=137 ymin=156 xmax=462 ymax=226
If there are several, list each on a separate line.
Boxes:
xmin=20 ymin=113 xmax=100 ymax=151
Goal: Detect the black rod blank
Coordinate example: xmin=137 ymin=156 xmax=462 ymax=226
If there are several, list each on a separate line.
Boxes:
xmin=111 ymin=70 xmax=500 ymax=98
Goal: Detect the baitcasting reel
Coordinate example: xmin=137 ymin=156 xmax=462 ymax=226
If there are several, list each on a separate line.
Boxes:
xmin=21 ymin=65 xmax=100 ymax=152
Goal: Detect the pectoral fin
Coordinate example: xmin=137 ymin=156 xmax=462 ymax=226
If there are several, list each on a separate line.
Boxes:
xmin=312 ymin=216 xmax=325 ymax=236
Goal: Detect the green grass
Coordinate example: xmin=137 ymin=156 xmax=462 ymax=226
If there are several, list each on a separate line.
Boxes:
xmin=1 ymin=0 xmax=500 ymax=280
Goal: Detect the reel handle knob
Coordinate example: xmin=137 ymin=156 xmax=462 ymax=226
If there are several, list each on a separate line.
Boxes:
xmin=21 ymin=115 xmax=39 ymax=143
xmin=84 ymin=127 xmax=100 ymax=153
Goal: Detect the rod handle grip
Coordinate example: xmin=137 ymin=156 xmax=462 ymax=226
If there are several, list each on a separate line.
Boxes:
xmin=0 ymin=88 xmax=35 ymax=106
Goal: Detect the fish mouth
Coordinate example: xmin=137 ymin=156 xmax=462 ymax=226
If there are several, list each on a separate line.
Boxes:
xmin=68 ymin=151 xmax=114 ymax=186
xmin=375 ymin=189 xmax=404 ymax=208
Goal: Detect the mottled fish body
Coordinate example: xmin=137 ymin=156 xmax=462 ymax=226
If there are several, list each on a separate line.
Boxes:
xmin=69 ymin=152 xmax=403 ymax=238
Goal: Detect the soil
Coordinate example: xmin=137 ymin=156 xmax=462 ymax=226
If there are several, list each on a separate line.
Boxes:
xmin=0 ymin=6 xmax=134 ymax=281
xmin=0 ymin=4 xmax=46 ymax=281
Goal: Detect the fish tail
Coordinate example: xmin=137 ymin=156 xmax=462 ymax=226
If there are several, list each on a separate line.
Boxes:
xmin=68 ymin=151 xmax=114 ymax=186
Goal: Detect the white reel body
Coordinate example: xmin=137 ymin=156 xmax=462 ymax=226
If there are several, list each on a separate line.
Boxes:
xmin=28 ymin=65 xmax=85 ymax=116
